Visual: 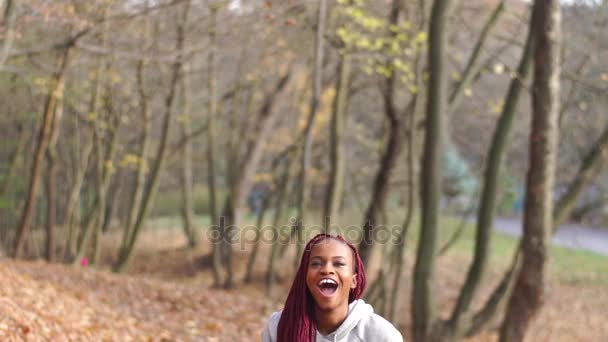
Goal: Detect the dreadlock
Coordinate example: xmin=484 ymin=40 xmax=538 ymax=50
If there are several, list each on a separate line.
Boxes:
xmin=276 ymin=233 xmax=367 ymax=342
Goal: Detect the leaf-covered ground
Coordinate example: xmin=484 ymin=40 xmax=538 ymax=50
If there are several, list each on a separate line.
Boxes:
xmin=0 ymin=259 xmax=276 ymax=341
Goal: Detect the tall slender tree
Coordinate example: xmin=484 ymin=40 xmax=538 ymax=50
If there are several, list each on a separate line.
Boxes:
xmin=358 ymin=0 xmax=403 ymax=268
xmin=323 ymin=43 xmax=351 ymax=229
xmin=293 ymin=0 xmax=327 ymax=260
xmin=411 ymin=0 xmax=452 ymax=340
xmin=500 ymin=0 xmax=561 ymax=339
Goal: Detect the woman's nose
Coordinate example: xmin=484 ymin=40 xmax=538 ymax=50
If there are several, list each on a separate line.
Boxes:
xmin=320 ymin=263 xmax=335 ymax=274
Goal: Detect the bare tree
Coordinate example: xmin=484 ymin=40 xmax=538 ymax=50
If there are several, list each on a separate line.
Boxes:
xmin=411 ymin=0 xmax=453 ymax=340
xmin=293 ymin=0 xmax=327 ymax=261
xmin=500 ymin=0 xmax=561 ymax=339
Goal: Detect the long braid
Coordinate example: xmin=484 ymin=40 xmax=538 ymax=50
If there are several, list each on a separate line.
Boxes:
xmin=277 ymin=233 xmax=367 ymax=342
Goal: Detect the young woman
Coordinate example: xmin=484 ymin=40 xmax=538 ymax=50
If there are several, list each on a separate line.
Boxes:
xmin=262 ymin=233 xmax=403 ymax=342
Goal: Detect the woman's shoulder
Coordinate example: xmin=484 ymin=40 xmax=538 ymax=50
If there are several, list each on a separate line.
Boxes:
xmin=266 ymin=311 xmax=282 ymax=327
xmin=356 ymin=311 xmax=403 ymax=342
xmin=261 ymin=311 xmax=282 ymax=342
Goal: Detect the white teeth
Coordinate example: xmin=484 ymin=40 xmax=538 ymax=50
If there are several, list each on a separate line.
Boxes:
xmin=318 ymin=278 xmax=337 ymax=286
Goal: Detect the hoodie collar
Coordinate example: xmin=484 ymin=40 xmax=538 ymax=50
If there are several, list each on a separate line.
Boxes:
xmin=317 ymin=299 xmax=374 ymax=341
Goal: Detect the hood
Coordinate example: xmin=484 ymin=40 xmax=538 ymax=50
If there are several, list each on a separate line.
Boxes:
xmin=322 ymin=299 xmax=373 ymax=341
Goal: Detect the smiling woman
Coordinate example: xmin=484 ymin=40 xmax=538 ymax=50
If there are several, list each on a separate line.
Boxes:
xmin=261 ymin=234 xmax=403 ymax=342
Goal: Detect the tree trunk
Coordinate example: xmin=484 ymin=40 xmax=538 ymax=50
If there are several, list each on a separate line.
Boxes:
xmin=44 ymin=85 xmax=64 ymax=262
xmin=388 ymin=14 xmax=425 ymax=319
xmin=293 ymin=0 xmax=327 ymax=263
xmin=323 ymin=52 xmax=351 ymax=230
xmin=179 ymin=81 xmax=197 ymax=247
xmin=445 ymin=20 xmax=535 ymax=339
xmin=244 ymin=190 xmax=272 ymax=283
xmin=554 ymin=125 xmax=608 ymax=229
xmin=12 ymin=47 xmax=71 ymax=258
xmin=91 ymin=110 xmax=120 ymax=265
xmin=266 ymin=152 xmax=296 ymax=295
xmin=411 ymin=0 xmax=452 ymax=340
xmin=206 ymin=5 xmax=222 ymax=288
xmin=359 ymin=0 xmax=402 ymax=268
xmin=500 ymin=0 xmax=561 ymax=339
xmin=63 ymin=129 xmax=94 ymax=261
xmin=122 ymin=9 xmax=152 ymax=252
xmin=177 ymin=4 xmax=197 ymax=249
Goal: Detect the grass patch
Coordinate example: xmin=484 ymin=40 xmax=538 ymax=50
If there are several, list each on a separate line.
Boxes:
xmin=422 ymin=215 xmax=608 ymax=286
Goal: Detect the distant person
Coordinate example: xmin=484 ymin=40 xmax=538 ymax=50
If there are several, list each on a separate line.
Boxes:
xmin=261 ymin=233 xmax=403 ymax=342
xmin=248 ymin=182 xmax=270 ymax=216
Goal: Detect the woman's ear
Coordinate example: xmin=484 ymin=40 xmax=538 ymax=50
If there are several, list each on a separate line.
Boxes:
xmin=351 ymin=273 xmax=357 ymax=289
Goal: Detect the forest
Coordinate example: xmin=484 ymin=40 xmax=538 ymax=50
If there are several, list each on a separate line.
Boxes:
xmin=1 ymin=0 xmax=607 ymax=341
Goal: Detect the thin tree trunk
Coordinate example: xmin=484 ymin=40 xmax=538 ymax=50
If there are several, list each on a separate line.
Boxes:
xmin=179 ymin=79 xmax=197 ymax=247
xmin=177 ymin=3 xmax=196 ymax=249
xmin=122 ymin=10 xmax=152 ymax=251
xmin=266 ymin=152 xmax=296 ymax=295
xmin=102 ymin=170 xmax=122 ymax=233
xmin=411 ymin=0 xmax=452 ymax=340
xmin=388 ymin=23 xmax=425 ymax=320
xmin=89 ymin=131 xmax=106 ymax=265
xmin=63 ymin=128 xmax=94 ymax=261
xmin=323 ymin=52 xmax=351 ymax=230
xmin=554 ymin=126 xmax=608 ymax=229
xmin=91 ymin=110 xmax=120 ymax=265
xmin=44 ymin=85 xmax=64 ymax=262
xmin=244 ymin=190 xmax=272 ymax=283
xmin=359 ymin=0 xmax=402 ymax=268
xmin=445 ymin=22 xmax=535 ymax=339
xmin=500 ymin=0 xmax=561 ymax=339
xmin=74 ymin=134 xmax=103 ymax=264
xmin=12 ymin=46 xmax=71 ymax=258
xmin=466 ymin=245 xmax=522 ymax=337
xmin=293 ymin=0 xmax=327 ymax=263
xmin=206 ymin=4 xmax=222 ymax=288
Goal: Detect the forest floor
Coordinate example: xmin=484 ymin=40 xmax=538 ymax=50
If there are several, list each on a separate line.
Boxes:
xmin=1 ymin=217 xmax=607 ymax=341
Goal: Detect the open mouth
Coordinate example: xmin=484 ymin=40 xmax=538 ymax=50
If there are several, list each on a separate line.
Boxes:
xmin=317 ymin=278 xmax=339 ymax=296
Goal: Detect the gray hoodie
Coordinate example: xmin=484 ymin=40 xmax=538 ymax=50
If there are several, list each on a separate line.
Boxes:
xmin=261 ymin=299 xmax=403 ymax=342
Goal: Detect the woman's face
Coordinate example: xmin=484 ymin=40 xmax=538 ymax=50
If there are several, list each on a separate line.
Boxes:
xmin=305 ymin=238 xmax=357 ymax=312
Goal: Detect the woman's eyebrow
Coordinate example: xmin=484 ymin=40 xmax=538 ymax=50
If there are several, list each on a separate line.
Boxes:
xmin=310 ymin=255 xmax=347 ymax=260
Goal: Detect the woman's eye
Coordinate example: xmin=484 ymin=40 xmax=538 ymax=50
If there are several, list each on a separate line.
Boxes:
xmin=334 ymin=262 xmax=346 ymax=267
